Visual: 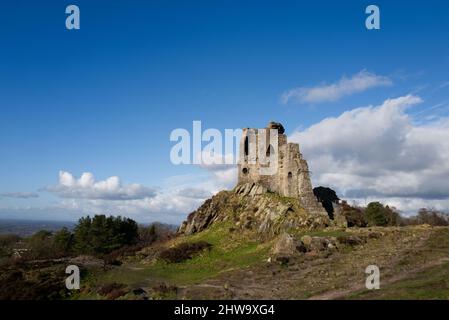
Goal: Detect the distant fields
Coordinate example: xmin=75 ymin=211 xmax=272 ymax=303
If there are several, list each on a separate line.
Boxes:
xmin=0 ymin=219 xmax=75 ymax=237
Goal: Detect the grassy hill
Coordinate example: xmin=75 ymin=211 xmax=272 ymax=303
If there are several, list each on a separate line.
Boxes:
xmin=75 ymin=223 xmax=449 ymax=300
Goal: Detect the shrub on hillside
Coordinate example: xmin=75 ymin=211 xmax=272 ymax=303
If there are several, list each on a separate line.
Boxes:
xmin=151 ymin=283 xmax=178 ymax=299
xmin=339 ymin=201 xmax=367 ymax=227
xmin=138 ymin=223 xmax=174 ymax=245
xmin=97 ymin=282 xmax=128 ymax=299
xmin=53 ymin=227 xmax=74 ymax=257
xmin=139 ymin=224 xmax=157 ymax=244
xmin=0 ymin=262 xmax=70 ymax=300
xmin=0 ymin=234 xmax=21 ymax=258
xmin=365 ymin=202 xmax=400 ymax=227
xmin=403 ymin=208 xmax=449 ymax=226
xmin=159 ymin=241 xmax=212 ymax=263
xmin=25 ymin=230 xmax=57 ymax=260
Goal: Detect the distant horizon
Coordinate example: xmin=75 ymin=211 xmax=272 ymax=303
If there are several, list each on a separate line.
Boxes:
xmin=0 ymin=217 xmax=179 ymax=238
xmin=0 ymin=216 xmax=180 ymax=226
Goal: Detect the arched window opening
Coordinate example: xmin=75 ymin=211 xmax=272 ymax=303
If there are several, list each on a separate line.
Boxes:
xmin=244 ymin=136 xmax=249 ymax=156
xmin=266 ymin=144 xmax=274 ymax=157
xmin=242 ymin=167 xmax=249 ymax=175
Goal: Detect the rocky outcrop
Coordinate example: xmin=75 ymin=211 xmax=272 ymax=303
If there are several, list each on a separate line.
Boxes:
xmin=271 ymin=233 xmax=307 ymax=256
xmin=270 ymin=232 xmax=342 ymax=261
xmin=178 ymin=183 xmax=331 ymax=237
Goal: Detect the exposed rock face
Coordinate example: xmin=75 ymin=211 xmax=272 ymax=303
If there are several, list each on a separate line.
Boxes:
xmin=178 ymin=183 xmax=330 ymax=237
xmin=270 ymin=232 xmax=342 ymax=260
xmin=271 ymin=233 xmax=307 ymax=256
xmin=271 ymin=233 xmax=296 ymax=255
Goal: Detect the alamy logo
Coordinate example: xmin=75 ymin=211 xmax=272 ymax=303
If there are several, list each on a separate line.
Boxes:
xmin=66 ymin=5 xmax=80 ymax=30
xmin=365 ymin=265 xmax=380 ymax=290
xmin=242 ymin=128 xmax=279 ymax=176
xmin=169 ymin=121 xmax=279 ymax=175
xmin=65 ymin=265 xmax=80 ymax=290
xmin=365 ymin=5 xmax=380 ymax=30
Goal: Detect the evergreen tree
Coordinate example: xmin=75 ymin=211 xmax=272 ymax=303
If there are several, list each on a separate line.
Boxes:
xmin=73 ymin=215 xmax=138 ymax=256
xmin=53 ymin=227 xmax=74 ymax=256
xmin=365 ymin=202 xmax=399 ymax=226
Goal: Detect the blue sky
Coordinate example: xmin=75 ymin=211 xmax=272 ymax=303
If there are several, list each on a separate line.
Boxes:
xmin=1 ymin=1 xmax=449 ymax=223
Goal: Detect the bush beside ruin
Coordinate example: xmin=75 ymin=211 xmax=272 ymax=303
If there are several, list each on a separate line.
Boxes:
xmin=159 ymin=241 xmax=212 ymax=263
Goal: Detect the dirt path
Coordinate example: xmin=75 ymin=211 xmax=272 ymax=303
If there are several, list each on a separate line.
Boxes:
xmin=180 ymin=227 xmax=449 ymax=299
xmin=308 ymin=255 xmax=449 ymax=300
xmin=308 ymin=228 xmax=449 ymax=300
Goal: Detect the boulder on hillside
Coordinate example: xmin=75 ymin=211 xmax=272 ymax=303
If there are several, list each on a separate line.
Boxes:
xmin=271 ymin=233 xmax=299 ymax=256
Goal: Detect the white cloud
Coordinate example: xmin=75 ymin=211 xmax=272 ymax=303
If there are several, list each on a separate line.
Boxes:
xmin=54 ymin=191 xmax=203 ymax=224
xmin=289 ymin=94 xmax=449 ymax=214
xmin=197 ymin=151 xmax=236 ymax=168
xmin=196 ymin=150 xmax=238 ymax=189
xmin=34 ymin=167 xmax=236 ymax=224
xmin=53 ymin=173 xmax=225 ymax=223
xmin=0 ymin=192 xmax=39 ymax=199
xmin=210 ymin=167 xmax=237 ymax=187
xmin=281 ymin=70 xmax=392 ymax=104
xmin=437 ymin=81 xmax=449 ymax=89
xmin=46 ymin=171 xmax=157 ymax=200
xmin=176 ymin=187 xmax=213 ymax=199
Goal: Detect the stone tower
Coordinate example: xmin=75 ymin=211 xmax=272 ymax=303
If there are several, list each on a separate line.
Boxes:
xmin=237 ymin=121 xmax=327 ymax=216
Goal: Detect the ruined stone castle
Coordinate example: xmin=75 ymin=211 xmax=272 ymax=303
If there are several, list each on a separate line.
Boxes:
xmin=237 ymin=121 xmax=327 ymax=216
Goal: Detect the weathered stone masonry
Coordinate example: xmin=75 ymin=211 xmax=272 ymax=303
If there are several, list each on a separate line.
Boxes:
xmin=237 ymin=121 xmax=327 ymax=216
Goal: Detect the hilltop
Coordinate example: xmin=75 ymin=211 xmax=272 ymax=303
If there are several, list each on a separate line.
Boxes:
xmin=75 ymin=220 xmax=449 ymax=300
xmin=67 ymin=184 xmax=449 ymax=300
xmin=2 ymin=183 xmax=449 ymax=300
